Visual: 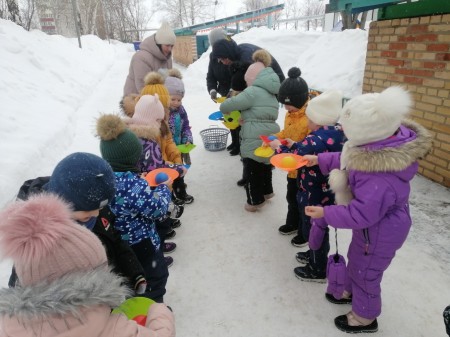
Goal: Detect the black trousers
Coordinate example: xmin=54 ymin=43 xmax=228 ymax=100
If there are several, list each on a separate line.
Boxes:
xmin=230 ymin=126 xmax=241 ymax=151
xmin=131 ymin=238 xmax=169 ymax=303
xmin=243 ymin=158 xmax=273 ymax=205
xmin=285 ymin=177 xmax=300 ymax=229
xmin=172 ymin=176 xmax=187 ymax=198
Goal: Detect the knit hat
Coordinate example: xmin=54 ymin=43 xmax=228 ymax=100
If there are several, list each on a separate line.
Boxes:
xmin=141 ymin=72 xmax=171 ymax=108
xmin=45 ymin=152 xmax=115 ymax=211
xmin=208 ymin=28 xmax=227 ymax=46
xmin=230 ymin=61 xmax=251 ymax=91
xmin=211 ymin=38 xmax=239 ymax=60
xmin=278 ymin=67 xmax=309 ymax=109
xmin=164 ymin=68 xmax=185 ymax=97
xmin=0 ymin=193 xmax=107 ymax=286
xmin=244 ymin=49 xmax=272 ymax=86
xmin=340 ymin=86 xmax=412 ymax=146
xmin=128 ymin=94 xmax=165 ymax=129
xmin=97 ymin=114 xmax=143 ymax=172
xmin=155 ymin=21 xmax=176 ymax=45
xmin=306 ymin=90 xmax=343 ymax=126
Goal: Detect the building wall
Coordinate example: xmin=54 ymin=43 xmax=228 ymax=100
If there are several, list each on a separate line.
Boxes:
xmin=173 ymin=36 xmax=197 ymax=66
xmin=364 ymin=14 xmax=450 ymax=187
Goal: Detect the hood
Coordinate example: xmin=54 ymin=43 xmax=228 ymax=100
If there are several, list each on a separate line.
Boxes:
xmin=251 ymin=68 xmax=280 ymax=95
xmin=127 ymin=121 xmax=161 ymax=140
xmin=139 ymin=34 xmax=171 ymax=62
xmin=345 ymin=119 xmax=432 ymax=178
xmin=0 ymin=267 xmax=130 ymax=320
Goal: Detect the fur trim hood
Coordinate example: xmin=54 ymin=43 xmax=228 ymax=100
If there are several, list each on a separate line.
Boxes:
xmin=0 ymin=267 xmax=130 ymax=320
xmin=344 ymin=119 xmax=432 ymax=172
xmin=127 ymin=123 xmax=161 ymax=141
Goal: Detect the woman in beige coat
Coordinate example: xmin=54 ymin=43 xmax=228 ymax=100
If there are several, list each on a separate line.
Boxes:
xmin=124 ymin=22 xmax=176 ymax=96
xmin=0 ymin=193 xmax=175 ymax=337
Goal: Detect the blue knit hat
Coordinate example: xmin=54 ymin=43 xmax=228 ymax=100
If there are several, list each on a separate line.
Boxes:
xmin=45 ymin=152 xmax=116 ymax=211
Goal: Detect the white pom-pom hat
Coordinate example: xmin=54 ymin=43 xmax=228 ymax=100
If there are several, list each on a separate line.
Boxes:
xmin=340 ymin=86 xmax=412 ymax=146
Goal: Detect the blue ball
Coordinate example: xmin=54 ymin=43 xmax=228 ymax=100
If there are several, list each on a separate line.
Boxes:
xmin=268 ymin=135 xmax=277 ymax=141
xmin=155 ymin=172 xmax=169 ymax=184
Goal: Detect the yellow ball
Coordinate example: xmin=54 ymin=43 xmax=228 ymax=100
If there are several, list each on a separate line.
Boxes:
xmin=281 ymin=156 xmax=297 ymax=168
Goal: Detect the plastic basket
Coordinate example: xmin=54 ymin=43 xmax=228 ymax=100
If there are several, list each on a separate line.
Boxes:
xmin=199 ymin=127 xmax=230 ymax=152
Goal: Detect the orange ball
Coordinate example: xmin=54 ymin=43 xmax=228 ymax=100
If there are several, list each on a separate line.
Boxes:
xmin=281 ymin=156 xmax=297 ymax=168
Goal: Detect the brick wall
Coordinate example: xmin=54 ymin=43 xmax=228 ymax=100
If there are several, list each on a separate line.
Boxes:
xmin=173 ymin=36 xmax=197 ymax=66
xmin=364 ymin=14 xmax=450 ymax=187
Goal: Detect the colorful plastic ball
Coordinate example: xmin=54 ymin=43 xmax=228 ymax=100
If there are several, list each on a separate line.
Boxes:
xmin=155 ymin=172 xmax=169 ymax=184
xmin=268 ymin=135 xmax=277 ymax=141
xmin=281 ymin=156 xmax=297 ymax=168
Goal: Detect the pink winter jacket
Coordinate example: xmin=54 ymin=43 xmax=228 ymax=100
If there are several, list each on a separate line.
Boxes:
xmin=123 ymin=34 xmax=173 ymax=96
xmin=0 ymin=268 xmax=176 ymax=337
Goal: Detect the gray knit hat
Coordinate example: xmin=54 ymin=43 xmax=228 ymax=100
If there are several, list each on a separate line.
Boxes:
xmin=209 ymin=28 xmax=227 ymax=46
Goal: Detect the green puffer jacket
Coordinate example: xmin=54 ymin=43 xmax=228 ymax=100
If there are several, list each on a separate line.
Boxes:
xmin=220 ymin=67 xmax=280 ymax=163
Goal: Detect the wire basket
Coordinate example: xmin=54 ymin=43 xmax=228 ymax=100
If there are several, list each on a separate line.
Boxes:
xmin=199 ymin=127 xmax=230 ymax=152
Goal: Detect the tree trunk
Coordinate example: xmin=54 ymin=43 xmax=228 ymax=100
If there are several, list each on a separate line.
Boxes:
xmin=6 ymin=0 xmax=23 ymax=26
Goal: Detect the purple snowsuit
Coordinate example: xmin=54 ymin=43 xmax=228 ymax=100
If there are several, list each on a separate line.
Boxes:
xmin=312 ymin=120 xmax=431 ymax=320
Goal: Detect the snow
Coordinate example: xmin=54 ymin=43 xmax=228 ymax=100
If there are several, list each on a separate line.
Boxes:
xmin=1 ymin=19 xmax=449 ymax=336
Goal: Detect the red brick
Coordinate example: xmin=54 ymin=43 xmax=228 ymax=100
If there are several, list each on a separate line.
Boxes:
xmin=389 ymin=42 xmax=407 ymax=50
xmin=396 ymin=68 xmax=414 ymax=75
xmin=387 ymin=59 xmax=405 ymax=66
xmin=427 ymin=44 xmax=450 ymax=52
xmin=423 ymin=61 xmax=446 ymax=69
xmin=404 ymin=76 xmax=423 ymax=84
xmin=381 ymin=51 xmax=397 ymax=57
xmin=436 ymin=53 xmax=450 ymax=61
xmin=415 ymin=34 xmax=439 ymax=42
xmin=413 ymin=69 xmax=435 ymax=77
xmin=399 ymin=35 xmax=416 ymax=42
xmin=407 ymin=25 xmax=429 ymax=34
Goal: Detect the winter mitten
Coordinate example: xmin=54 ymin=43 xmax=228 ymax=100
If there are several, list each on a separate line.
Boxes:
xmin=309 ymin=217 xmax=328 ymax=250
xmin=269 ymin=139 xmax=281 ymax=150
xmin=210 ymin=89 xmax=218 ymax=100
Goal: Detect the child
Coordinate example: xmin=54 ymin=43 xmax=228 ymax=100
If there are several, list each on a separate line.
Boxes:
xmin=141 ymin=71 xmax=194 ymax=204
xmin=304 ymin=86 xmax=432 ymax=333
xmin=228 ymin=61 xmax=251 ymax=185
xmin=0 ymin=193 xmax=175 ymax=337
xmin=7 ymin=152 xmax=148 ymax=296
xmin=125 ymin=94 xmax=185 ymax=261
xmin=274 ymin=67 xmax=311 ymax=245
xmin=220 ymin=49 xmax=280 ymax=212
xmin=272 ymin=90 xmax=346 ymax=282
xmin=164 ymin=69 xmax=196 ymax=202
xmin=97 ymin=114 xmax=172 ymax=303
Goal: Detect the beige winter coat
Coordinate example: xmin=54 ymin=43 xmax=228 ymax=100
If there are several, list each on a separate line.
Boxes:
xmin=0 ymin=268 xmax=176 ymax=337
xmin=123 ymin=35 xmax=173 ymax=95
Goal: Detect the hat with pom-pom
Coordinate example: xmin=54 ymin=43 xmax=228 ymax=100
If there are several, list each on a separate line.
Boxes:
xmin=340 ymin=86 xmax=412 ymax=146
xmin=208 ymin=28 xmax=227 ymax=46
xmin=306 ymin=90 xmax=343 ymax=126
xmin=164 ymin=68 xmax=185 ymax=97
xmin=120 ymin=94 xmax=139 ymax=118
xmin=45 ymin=152 xmax=115 ymax=211
xmin=230 ymin=61 xmax=251 ymax=92
xmin=97 ymin=114 xmax=143 ymax=172
xmin=140 ymin=72 xmax=171 ymax=108
xmin=155 ymin=21 xmax=176 ymax=45
xmin=0 ymin=193 xmax=107 ymax=286
xmin=244 ymin=49 xmax=272 ymax=86
xmin=278 ymin=67 xmax=309 ymax=109
xmin=127 ymin=94 xmax=165 ymax=129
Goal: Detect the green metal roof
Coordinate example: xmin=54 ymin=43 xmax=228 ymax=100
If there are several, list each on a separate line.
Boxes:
xmin=174 ymin=4 xmax=285 ymax=36
xmin=326 ymin=0 xmax=406 ymax=14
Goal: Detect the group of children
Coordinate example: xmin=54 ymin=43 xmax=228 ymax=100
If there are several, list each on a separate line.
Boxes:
xmin=218 ymin=47 xmax=432 ymax=333
xmin=0 ymin=43 xmax=434 ymax=334
xmin=0 ymin=66 xmax=196 ymax=336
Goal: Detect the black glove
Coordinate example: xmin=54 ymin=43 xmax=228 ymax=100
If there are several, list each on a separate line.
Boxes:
xmin=210 ymin=89 xmax=218 ymax=100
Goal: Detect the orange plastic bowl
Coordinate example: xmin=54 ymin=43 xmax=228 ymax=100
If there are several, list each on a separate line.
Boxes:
xmin=270 ymin=153 xmax=308 ymax=172
xmin=145 ymin=168 xmax=179 ymax=187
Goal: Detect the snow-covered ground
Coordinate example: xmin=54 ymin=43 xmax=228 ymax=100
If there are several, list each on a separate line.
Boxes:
xmin=0 ymin=19 xmax=449 ymax=336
